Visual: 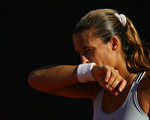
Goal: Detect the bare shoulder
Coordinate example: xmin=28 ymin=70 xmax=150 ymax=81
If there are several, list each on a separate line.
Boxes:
xmin=89 ymin=82 xmax=101 ymax=101
xmin=141 ymin=71 xmax=150 ymax=91
xmin=139 ymin=71 xmax=150 ymax=91
xmin=138 ymin=71 xmax=150 ymax=116
xmin=79 ymin=81 xmax=101 ymax=100
xmin=142 ymin=71 xmax=150 ymax=101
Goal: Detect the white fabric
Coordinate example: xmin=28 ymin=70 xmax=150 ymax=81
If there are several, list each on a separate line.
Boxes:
xmin=114 ymin=13 xmax=126 ymax=26
xmin=93 ymin=71 xmax=149 ymax=120
xmin=77 ymin=62 xmax=96 ymax=83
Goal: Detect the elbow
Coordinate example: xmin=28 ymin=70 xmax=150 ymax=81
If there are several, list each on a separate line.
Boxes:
xmin=27 ymin=69 xmax=56 ymax=93
xmin=27 ymin=71 xmax=42 ymax=90
xmin=27 ymin=70 xmax=48 ymax=92
xmin=27 ymin=71 xmax=36 ymax=88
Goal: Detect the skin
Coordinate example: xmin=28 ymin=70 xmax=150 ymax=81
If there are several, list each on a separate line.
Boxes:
xmin=28 ymin=28 xmax=150 ymax=117
xmin=73 ymin=29 xmax=136 ymax=95
xmin=73 ymin=28 xmax=150 ymax=116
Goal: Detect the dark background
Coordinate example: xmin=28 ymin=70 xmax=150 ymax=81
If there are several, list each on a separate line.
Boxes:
xmin=2 ymin=0 xmax=150 ymax=119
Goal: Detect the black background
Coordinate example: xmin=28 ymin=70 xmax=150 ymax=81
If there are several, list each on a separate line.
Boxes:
xmin=2 ymin=0 xmax=150 ymax=119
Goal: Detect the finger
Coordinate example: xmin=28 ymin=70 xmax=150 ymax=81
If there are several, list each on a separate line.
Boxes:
xmin=107 ymin=72 xmax=116 ymax=86
xmin=110 ymin=77 xmax=120 ymax=89
xmin=104 ymin=66 xmax=111 ymax=82
xmin=97 ymin=76 xmax=107 ymax=88
xmin=112 ymin=90 xmax=119 ymax=96
xmin=104 ymin=68 xmax=116 ymax=90
xmin=118 ymin=79 xmax=127 ymax=92
xmin=108 ymin=86 xmax=114 ymax=91
xmin=106 ymin=87 xmax=118 ymax=96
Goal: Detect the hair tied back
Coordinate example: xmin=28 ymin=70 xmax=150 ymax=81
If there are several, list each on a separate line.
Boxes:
xmin=114 ymin=13 xmax=126 ymax=26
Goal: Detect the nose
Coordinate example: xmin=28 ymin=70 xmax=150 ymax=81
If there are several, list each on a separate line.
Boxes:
xmin=81 ymin=55 xmax=90 ymax=64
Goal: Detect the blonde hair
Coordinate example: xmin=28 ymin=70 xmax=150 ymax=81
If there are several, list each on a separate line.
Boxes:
xmin=74 ymin=9 xmax=150 ymax=73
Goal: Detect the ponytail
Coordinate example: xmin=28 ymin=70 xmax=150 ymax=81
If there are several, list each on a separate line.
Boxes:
xmin=74 ymin=8 xmax=150 ymax=73
xmin=123 ymin=17 xmax=150 ymax=73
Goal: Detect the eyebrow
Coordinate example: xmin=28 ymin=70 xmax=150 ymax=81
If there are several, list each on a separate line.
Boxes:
xmin=82 ymin=46 xmax=93 ymax=50
xmin=75 ymin=46 xmax=93 ymax=53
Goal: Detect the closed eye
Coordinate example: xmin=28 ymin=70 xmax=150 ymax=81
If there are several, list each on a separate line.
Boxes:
xmin=82 ymin=48 xmax=93 ymax=55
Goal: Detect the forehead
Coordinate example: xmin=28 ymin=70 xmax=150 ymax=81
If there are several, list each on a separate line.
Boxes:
xmin=73 ymin=30 xmax=92 ymax=44
xmin=73 ymin=30 xmax=92 ymax=50
xmin=73 ymin=29 xmax=104 ymax=51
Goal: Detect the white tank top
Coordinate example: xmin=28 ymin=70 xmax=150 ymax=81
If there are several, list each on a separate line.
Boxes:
xmin=93 ymin=71 xmax=149 ymax=120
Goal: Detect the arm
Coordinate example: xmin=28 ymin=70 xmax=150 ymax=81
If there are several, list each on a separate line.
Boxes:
xmin=28 ymin=65 xmax=78 ymax=92
xmin=28 ymin=65 xmax=100 ymax=99
xmin=27 ymin=64 xmax=126 ymax=100
xmin=137 ymin=71 xmax=150 ymax=117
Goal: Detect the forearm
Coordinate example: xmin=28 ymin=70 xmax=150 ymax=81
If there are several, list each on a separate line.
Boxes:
xmin=28 ymin=65 xmax=79 ymax=92
xmin=28 ymin=63 xmax=127 ymax=96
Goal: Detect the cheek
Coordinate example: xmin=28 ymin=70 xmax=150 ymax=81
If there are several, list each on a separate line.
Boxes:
xmin=89 ymin=50 xmax=104 ymax=65
xmin=96 ymin=50 xmax=116 ymax=66
xmin=103 ymin=52 xmax=117 ymax=67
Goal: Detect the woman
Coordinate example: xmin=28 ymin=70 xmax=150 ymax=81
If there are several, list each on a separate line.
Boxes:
xmin=28 ymin=9 xmax=150 ymax=119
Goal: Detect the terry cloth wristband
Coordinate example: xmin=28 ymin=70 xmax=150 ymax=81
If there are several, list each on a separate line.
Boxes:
xmin=77 ymin=62 xmax=96 ymax=83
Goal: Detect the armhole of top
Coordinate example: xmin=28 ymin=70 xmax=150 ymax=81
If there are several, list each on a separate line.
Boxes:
xmin=133 ymin=71 xmax=149 ymax=120
xmin=133 ymin=90 xmax=149 ymax=119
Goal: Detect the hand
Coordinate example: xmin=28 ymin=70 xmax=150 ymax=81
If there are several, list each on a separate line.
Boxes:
xmin=92 ymin=65 xmax=127 ymax=96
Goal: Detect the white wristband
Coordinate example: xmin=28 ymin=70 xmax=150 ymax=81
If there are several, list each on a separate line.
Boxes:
xmin=77 ymin=62 xmax=96 ymax=83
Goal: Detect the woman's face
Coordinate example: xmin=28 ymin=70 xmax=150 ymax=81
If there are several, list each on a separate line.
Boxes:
xmin=73 ymin=29 xmax=118 ymax=67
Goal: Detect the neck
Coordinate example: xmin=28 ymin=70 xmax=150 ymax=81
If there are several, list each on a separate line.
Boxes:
xmin=116 ymin=64 xmax=137 ymax=87
xmin=115 ymin=54 xmax=138 ymax=87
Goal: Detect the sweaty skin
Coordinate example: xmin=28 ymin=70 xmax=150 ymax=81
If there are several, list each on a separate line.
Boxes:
xmin=28 ymin=28 xmax=150 ymax=117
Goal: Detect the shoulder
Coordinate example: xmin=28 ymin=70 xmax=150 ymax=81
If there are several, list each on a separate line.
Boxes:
xmin=87 ymin=81 xmax=101 ymax=101
xmin=143 ymin=71 xmax=150 ymax=101
xmin=139 ymin=71 xmax=150 ymax=89
xmin=141 ymin=71 xmax=150 ymax=90
xmin=138 ymin=71 xmax=150 ymax=116
xmin=138 ymin=71 xmax=150 ymax=99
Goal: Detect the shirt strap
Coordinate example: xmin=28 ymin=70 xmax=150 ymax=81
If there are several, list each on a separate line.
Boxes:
xmin=134 ymin=71 xmax=146 ymax=84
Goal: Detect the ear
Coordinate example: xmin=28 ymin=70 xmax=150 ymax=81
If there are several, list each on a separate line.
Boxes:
xmin=109 ymin=36 xmax=120 ymax=51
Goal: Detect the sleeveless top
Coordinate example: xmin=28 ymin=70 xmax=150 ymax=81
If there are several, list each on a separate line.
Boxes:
xmin=93 ymin=71 xmax=149 ymax=120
